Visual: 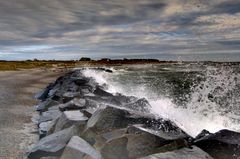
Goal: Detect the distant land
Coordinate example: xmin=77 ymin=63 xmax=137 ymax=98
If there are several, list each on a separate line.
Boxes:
xmin=0 ymin=57 xmax=239 ymax=71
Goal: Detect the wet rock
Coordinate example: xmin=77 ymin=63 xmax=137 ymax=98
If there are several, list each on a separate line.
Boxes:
xmin=60 ymin=136 xmax=102 ymax=159
xmin=93 ymin=87 xmax=113 ymax=97
xmin=85 ymin=96 xmax=122 ymax=106
xmin=125 ymin=125 xmax=186 ymax=158
xmin=28 ymin=126 xmax=78 ymax=159
xmin=129 ymin=124 xmax=188 ymax=140
xmin=114 ymin=94 xmax=138 ymax=105
xmin=54 ymin=110 xmax=88 ymax=132
xmin=100 ymin=137 xmax=128 ymax=159
xmin=195 ymin=129 xmax=240 ymax=145
xmin=59 ymin=98 xmax=86 ymax=111
xmin=71 ymin=77 xmax=89 ymax=86
xmin=124 ymin=98 xmax=151 ymax=112
xmin=140 ymin=146 xmax=213 ymax=159
xmin=194 ymin=129 xmax=240 ymax=159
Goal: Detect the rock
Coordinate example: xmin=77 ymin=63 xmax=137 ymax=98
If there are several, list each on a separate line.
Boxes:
xmin=59 ymin=98 xmax=86 ymax=111
xmin=194 ymin=129 xmax=211 ymax=141
xmin=129 ymin=124 xmax=188 ymax=140
xmin=93 ymin=87 xmax=113 ymax=97
xmin=140 ymin=146 xmax=213 ymax=159
xmin=81 ymin=106 xmax=130 ymax=145
xmin=28 ymin=126 xmax=78 ymax=159
xmin=195 ymin=129 xmax=240 ymax=145
xmin=36 ymin=99 xmax=61 ymax=112
xmin=71 ymin=77 xmax=89 ymax=86
xmin=39 ymin=120 xmax=58 ymax=138
xmin=35 ymin=83 xmax=54 ymax=100
xmin=62 ymin=92 xmax=82 ymax=103
xmin=60 ymin=136 xmax=102 ymax=159
xmin=85 ymin=96 xmax=122 ymax=106
xmin=124 ymin=98 xmax=151 ymax=112
xmin=102 ymin=128 xmax=127 ymax=141
xmin=123 ymin=125 xmax=190 ymax=158
xmin=38 ymin=109 xmax=62 ymax=123
xmin=86 ymin=106 xmax=130 ymax=134
xmin=194 ymin=129 xmax=240 ymax=159
xmin=100 ymin=137 xmax=128 ymax=159
xmin=114 ymin=94 xmax=138 ymax=105
xmin=54 ymin=110 xmax=88 ymax=132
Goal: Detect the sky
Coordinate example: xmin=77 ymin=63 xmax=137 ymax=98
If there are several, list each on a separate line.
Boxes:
xmin=0 ymin=0 xmax=240 ymax=61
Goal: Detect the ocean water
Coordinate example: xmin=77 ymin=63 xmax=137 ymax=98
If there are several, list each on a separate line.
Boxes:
xmin=81 ymin=62 xmax=240 ymax=137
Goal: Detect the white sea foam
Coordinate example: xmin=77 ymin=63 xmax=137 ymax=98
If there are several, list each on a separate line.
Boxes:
xmin=80 ymin=66 xmax=240 ymax=137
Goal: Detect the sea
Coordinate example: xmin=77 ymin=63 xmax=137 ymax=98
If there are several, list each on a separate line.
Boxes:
xmin=80 ymin=62 xmax=240 ymax=137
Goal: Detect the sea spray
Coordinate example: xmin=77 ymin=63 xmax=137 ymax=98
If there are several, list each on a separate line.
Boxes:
xmin=80 ymin=64 xmax=240 ymax=137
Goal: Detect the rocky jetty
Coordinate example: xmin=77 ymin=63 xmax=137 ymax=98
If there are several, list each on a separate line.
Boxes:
xmin=27 ymin=68 xmax=240 ymax=159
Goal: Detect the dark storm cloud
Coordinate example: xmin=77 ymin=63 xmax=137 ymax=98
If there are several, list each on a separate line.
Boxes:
xmin=0 ymin=0 xmax=239 ymax=61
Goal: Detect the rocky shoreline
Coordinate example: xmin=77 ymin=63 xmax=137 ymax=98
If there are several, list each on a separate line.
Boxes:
xmin=27 ymin=68 xmax=240 ymax=159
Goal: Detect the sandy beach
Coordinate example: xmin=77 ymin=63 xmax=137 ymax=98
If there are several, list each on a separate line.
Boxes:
xmin=0 ymin=69 xmax=63 ymax=159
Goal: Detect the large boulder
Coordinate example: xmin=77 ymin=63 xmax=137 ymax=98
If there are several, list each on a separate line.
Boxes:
xmin=125 ymin=125 xmax=188 ymax=159
xmin=39 ymin=119 xmax=58 ymax=139
xmin=93 ymin=86 xmax=113 ymax=97
xmin=35 ymin=83 xmax=55 ymax=101
xmin=100 ymin=137 xmax=128 ymax=159
xmin=36 ymin=99 xmax=61 ymax=112
xmin=81 ymin=106 xmax=131 ymax=145
xmin=38 ymin=109 xmax=62 ymax=123
xmin=85 ymin=106 xmax=130 ymax=134
xmin=140 ymin=146 xmax=213 ymax=159
xmin=28 ymin=126 xmax=78 ymax=159
xmin=129 ymin=124 xmax=189 ymax=140
xmin=194 ymin=129 xmax=240 ymax=159
xmin=123 ymin=98 xmax=151 ymax=112
xmin=54 ymin=110 xmax=88 ymax=132
xmin=60 ymin=136 xmax=102 ymax=159
xmin=59 ymin=98 xmax=86 ymax=111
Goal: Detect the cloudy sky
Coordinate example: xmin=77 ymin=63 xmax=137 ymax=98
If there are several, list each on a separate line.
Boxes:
xmin=0 ymin=0 xmax=240 ymax=61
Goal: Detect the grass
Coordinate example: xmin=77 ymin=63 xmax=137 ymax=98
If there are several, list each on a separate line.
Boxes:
xmin=0 ymin=61 xmax=78 ymax=71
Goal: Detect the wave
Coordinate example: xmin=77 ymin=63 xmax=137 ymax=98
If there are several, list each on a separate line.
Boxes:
xmin=81 ymin=65 xmax=240 ymax=137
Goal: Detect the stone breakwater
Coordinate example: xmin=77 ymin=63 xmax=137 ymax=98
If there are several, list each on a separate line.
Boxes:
xmin=27 ymin=68 xmax=240 ymax=159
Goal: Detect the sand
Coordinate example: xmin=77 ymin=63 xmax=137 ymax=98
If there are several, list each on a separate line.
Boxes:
xmin=0 ymin=69 xmax=64 ymax=159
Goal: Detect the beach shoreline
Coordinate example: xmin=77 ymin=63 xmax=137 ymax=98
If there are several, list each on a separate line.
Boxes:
xmin=0 ymin=69 xmax=63 ymax=159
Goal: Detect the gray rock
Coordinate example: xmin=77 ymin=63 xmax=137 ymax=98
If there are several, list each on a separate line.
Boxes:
xmin=38 ymin=109 xmax=62 ymax=123
xmin=100 ymin=137 xmax=128 ymax=159
xmin=35 ymin=83 xmax=54 ymax=100
xmin=130 ymin=124 xmax=188 ymax=140
xmin=28 ymin=126 xmax=78 ymax=159
xmin=36 ymin=99 xmax=61 ymax=112
xmin=195 ymin=129 xmax=240 ymax=145
xmin=93 ymin=87 xmax=113 ymax=97
xmin=39 ymin=120 xmax=58 ymax=137
xmin=86 ymin=106 xmax=130 ymax=134
xmin=71 ymin=77 xmax=89 ymax=86
xmin=59 ymin=98 xmax=86 ymax=111
xmin=124 ymin=98 xmax=151 ymax=112
xmin=62 ymin=91 xmax=82 ymax=102
xmin=54 ymin=110 xmax=88 ymax=132
xmin=60 ymin=136 xmax=102 ymax=159
xmin=194 ymin=129 xmax=240 ymax=159
xmin=140 ymin=146 xmax=213 ymax=159
xmin=124 ymin=125 xmax=189 ymax=158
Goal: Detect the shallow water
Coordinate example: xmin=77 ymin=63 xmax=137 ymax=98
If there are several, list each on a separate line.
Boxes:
xmin=82 ymin=62 xmax=240 ymax=137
